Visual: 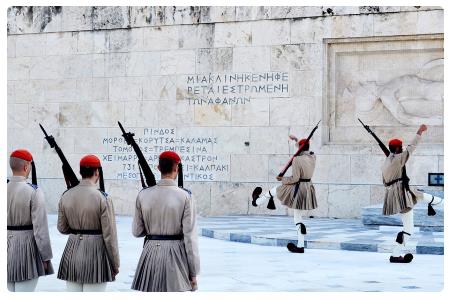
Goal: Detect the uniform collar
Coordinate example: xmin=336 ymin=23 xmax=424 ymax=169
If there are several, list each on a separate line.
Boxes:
xmin=79 ymin=178 xmax=96 ymax=186
xmin=158 ymin=179 xmax=177 ymax=186
xmin=9 ymin=176 xmax=27 ymax=182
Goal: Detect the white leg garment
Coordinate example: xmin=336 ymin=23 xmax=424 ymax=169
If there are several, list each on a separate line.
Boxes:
xmin=255 ymin=185 xmax=280 ymax=206
xmin=13 ymin=278 xmax=39 ymax=292
xmin=392 ymin=209 xmax=414 ymax=256
xmin=66 ymin=281 xmax=83 ymax=292
xmin=421 ymin=192 xmax=444 ymax=206
xmin=294 ymin=209 xmax=305 ymax=248
xmin=83 ymin=283 xmax=107 ymax=292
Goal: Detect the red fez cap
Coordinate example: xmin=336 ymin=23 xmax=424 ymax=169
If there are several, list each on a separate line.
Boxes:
xmin=80 ymin=155 xmax=101 ymax=168
xmin=10 ymin=149 xmax=33 ymax=161
xmin=388 ymin=139 xmax=403 ymax=146
xmin=159 ymin=151 xmax=181 ymax=163
xmin=298 ymin=139 xmax=309 ymax=146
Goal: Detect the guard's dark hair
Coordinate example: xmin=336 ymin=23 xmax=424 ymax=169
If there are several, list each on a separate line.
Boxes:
xmin=300 ymin=144 xmax=310 ymax=151
xmin=389 ymin=145 xmax=403 ymax=154
xmin=159 ymin=158 xmax=176 ymax=175
xmin=80 ymin=166 xmax=97 ymax=178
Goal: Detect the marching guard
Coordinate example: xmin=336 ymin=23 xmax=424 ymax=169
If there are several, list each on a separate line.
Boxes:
xmin=132 ymin=151 xmax=200 ymax=292
xmin=57 ymin=155 xmax=120 ymax=291
xmin=7 ymin=149 xmax=54 ymax=291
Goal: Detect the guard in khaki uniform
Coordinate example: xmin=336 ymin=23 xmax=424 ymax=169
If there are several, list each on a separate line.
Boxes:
xmin=382 ymin=124 xmax=432 ymax=263
xmin=57 ymin=155 xmax=119 ymax=291
xmin=7 ymin=149 xmax=54 ymax=292
xmin=253 ymin=137 xmax=317 ymax=253
xmin=132 ymin=151 xmax=200 ymax=292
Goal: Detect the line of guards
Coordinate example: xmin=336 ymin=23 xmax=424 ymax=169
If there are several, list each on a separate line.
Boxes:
xmin=7 ymin=121 xmax=442 ymax=292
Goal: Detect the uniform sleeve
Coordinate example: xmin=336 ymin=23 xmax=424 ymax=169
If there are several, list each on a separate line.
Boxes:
xmin=57 ymin=197 xmax=70 ymax=234
xmin=282 ymin=157 xmax=302 ymax=185
xmin=182 ymin=194 xmax=200 ymax=278
xmin=132 ymin=194 xmax=146 ymax=237
xmin=30 ymin=189 xmax=53 ymax=261
xmin=400 ymin=134 xmax=422 ymax=166
xmin=100 ymin=196 xmax=120 ymax=271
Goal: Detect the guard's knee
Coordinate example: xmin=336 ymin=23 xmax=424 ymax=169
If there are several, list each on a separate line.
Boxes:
xmin=296 ymin=222 xmax=306 ymax=234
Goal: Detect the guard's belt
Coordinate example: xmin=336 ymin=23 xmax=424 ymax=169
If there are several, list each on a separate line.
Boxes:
xmin=7 ymin=225 xmax=33 ymax=231
xmin=298 ymin=179 xmax=311 ymax=182
xmin=385 ymin=178 xmax=402 ymax=186
xmin=69 ymin=228 xmax=102 ymax=235
xmin=145 ymin=234 xmax=184 ymax=241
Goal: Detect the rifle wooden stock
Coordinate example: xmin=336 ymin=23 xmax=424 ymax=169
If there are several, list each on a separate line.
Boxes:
xmin=39 ymin=124 xmax=79 ymax=189
xmin=118 ymin=121 xmax=156 ymax=187
xmin=278 ymin=120 xmax=321 ymax=177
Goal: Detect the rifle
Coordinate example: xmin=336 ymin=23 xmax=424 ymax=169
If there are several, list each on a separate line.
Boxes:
xmin=278 ymin=120 xmax=321 ymax=177
xmin=118 ymin=122 xmax=156 ymax=188
xmin=39 ymin=124 xmax=79 ymax=189
xmin=358 ymin=118 xmax=390 ymax=157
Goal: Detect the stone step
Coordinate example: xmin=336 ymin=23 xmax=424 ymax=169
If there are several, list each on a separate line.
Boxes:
xmin=361 ymin=202 xmax=443 ymax=231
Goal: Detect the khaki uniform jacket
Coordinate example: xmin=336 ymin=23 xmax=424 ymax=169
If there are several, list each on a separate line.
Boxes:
xmin=7 ymin=176 xmax=53 ymax=261
xmin=276 ymin=151 xmax=318 ymax=210
xmin=57 ymin=179 xmax=120 ymax=271
xmin=133 ymin=179 xmax=200 ymax=278
xmin=7 ymin=176 xmax=54 ymax=281
xmin=381 ymin=134 xmax=421 ymax=215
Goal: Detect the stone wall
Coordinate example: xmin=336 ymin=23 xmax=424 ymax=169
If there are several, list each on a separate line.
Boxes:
xmin=7 ymin=6 xmax=444 ymax=218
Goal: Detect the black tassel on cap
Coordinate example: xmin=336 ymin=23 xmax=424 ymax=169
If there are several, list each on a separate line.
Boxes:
xmin=31 ymin=161 xmax=37 ymax=186
xmin=428 ymin=197 xmax=436 ymax=216
xmin=98 ymin=167 xmax=105 ymax=192
xmin=178 ymin=163 xmax=184 ymax=188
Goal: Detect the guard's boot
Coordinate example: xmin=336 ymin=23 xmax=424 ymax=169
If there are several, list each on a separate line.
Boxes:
xmin=389 ymin=253 xmax=414 ymax=263
xmin=251 ymin=187 xmax=262 ymax=207
xmin=287 ymin=243 xmax=305 ymax=253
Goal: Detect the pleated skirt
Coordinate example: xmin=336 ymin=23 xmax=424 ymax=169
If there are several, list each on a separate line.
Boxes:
xmin=57 ymin=234 xmax=114 ymax=284
xmin=132 ymin=239 xmax=192 ymax=292
xmin=383 ymin=182 xmax=418 ymax=215
xmin=277 ymin=182 xmax=318 ymax=210
xmin=7 ymin=230 xmax=54 ymax=282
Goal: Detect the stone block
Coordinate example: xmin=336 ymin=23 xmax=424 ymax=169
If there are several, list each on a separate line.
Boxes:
xmin=125 ymin=51 xmax=161 ymax=76
xmin=194 ymin=105 xmax=232 ymax=126
xmin=230 ymin=154 xmax=268 ymax=182
xmin=328 ymin=184 xmax=370 ymax=218
xmin=267 ymin=154 xmax=291 ymax=183
xmin=46 ymin=32 xmax=78 ymax=55
xmin=178 ymin=24 xmax=214 ymax=49
xmin=250 ymin=126 xmax=289 ymax=155
xmin=210 ymin=182 xmax=251 ymax=216
xmin=417 ymin=10 xmax=444 ymax=34
xmin=108 ymin=77 xmax=142 ymax=101
xmin=232 ymin=47 xmax=271 ymax=72
xmin=91 ymin=6 xmax=130 ymax=30
xmin=314 ymin=154 xmax=351 ymax=184
xmin=15 ymin=34 xmax=46 ymax=57
xmin=103 ymin=53 xmax=128 ymax=77
xmin=43 ymin=79 xmax=78 ymax=102
xmin=157 ymin=100 xmax=195 ymax=127
xmin=308 ymin=183 xmax=329 ymax=218
xmin=77 ymin=30 xmax=109 ymax=54
xmin=160 ymin=50 xmax=196 ymax=75
xmin=163 ymin=6 xmax=201 ymax=25
xmin=196 ymin=48 xmax=233 ymax=73
xmin=106 ymin=179 xmax=141 ymax=216
xmin=369 ymin=185 xmax=385 ymax=205
xmin=37 ymin=178 xmax=67 ymax=213
xmin=7 ymin=35 xmax=16 ymax=57
xmin=142 ymin=26 xmax=180 ymax=51
xmin=200 ymin=6 xmax=236 ymax=23
xmin=231 ymin=98 xmax=269 ymax=126
xmin=124 ymin=101 xmax=159 ymax=127
xmin=214 ymin=22 xmax=252 ymax=47
xmin=142 ymin=76 xmax=177 ymax=101
xmin=251 ymin=19 xmax=290 ymax=46
xmin=185 ymin=182 xmax=212 ymax=217
xmin=13 ymin=80 xmax=45 ymax=103
xmin=28 ymin=103 xmax=60 ymax=129
xmin=59 ymin=102 xmax=124 ymax=127
xmin=271 ymin=44 xmax=322 ymax=71
xmin=350 ymin=154 xmax=385 ymax=184
xmin=7 ymin=81 xmax=15 ymax=103
xmin=8 ymin=104 xmax=28 ymax=129
xmin=373 ymin=11 xmax=419 ymax=36
xmin=235 ymin=6 xmax=270 ymax=21
xmin=61 ymin=6 xmax=93 ymax=32
xmin=76 ymin=78 xmax=109 ymax=102
xmin=270 ymin=6 xmax=323 ymax=19
xmin=290 ymin=70 xmax=323 ymax=97
xmin=269 ymin=97 xmax=311 ymax=126
xmin=108 ymin=27 xmax=144 ymax=52
xmin=8 ymin=57 xmax=32 ymax=80
xmin=406 ymin=155 xmax=439 ymax=186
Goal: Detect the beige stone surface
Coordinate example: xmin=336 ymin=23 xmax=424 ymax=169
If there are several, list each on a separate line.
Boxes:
xmin=7 ymin=7 xmax=444 ymax=217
